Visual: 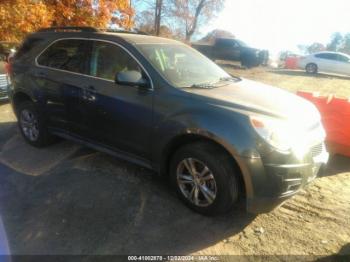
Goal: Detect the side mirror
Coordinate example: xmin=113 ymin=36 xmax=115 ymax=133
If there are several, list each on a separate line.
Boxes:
xmin=115 ymin=71 xmax=149 ymax=88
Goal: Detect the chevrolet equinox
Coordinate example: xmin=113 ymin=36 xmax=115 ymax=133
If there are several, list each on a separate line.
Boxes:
xmin=8 ymin=27 xmax=329 ymax=215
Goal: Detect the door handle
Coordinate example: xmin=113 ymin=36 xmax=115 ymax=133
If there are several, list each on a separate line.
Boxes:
xmin=82 ymin=85 xmax=97 ymax=101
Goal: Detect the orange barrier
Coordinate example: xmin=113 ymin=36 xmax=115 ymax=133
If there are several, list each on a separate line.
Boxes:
xmin=297 ymin=91 xmax=350 ymax=157
xmin=285 ymin=57 xmax=299 ymax=69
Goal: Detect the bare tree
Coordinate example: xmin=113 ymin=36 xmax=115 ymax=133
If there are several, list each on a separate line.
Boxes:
xmin=168 ymin=0 xmax=225 ymax=41
xmin=154 ymin=0 xmax=163 ymax=35
xmin=134 ymin=0 xmax=165 ymax=35
xmin=307 ymin=42 xmax=326 ymax=54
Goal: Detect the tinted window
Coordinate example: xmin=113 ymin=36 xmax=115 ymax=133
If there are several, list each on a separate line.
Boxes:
xmin=216 ymin=39 xmax=236 ymax=48
xmin=315 ymin=53 xmax=337 ymax=60
xmin=90 ymin=41 xmax=141 ymax=81
xmin=37 ymin=39 xmax=88 ymax=74
xmin=235 ymin=39 xmax=249 ymax=47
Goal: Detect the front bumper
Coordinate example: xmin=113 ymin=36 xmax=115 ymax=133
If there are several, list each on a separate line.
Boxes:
xmin=237 ymin=142 xmax=329 ymax=214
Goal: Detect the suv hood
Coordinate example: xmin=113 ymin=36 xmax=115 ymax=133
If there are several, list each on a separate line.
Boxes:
xmin=186 ymin=78 xmax=321 ymax=126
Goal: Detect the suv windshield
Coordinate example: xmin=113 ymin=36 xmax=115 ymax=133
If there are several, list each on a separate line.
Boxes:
xmin=137 ymin=43 xmax=237 ymax=88
xmin=236 ymin=39 xmax=249 ymax=47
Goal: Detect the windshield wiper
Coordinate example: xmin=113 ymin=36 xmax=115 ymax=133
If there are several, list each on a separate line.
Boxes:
xmin=218 ymin=76 xmax=241 ymax=82
xmin=185 ymin=76 xmax=240 ymax=89
xmin=189 ymin=82 xmax=216 ymax=89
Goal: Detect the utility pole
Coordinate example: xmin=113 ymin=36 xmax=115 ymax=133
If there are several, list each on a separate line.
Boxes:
xmin=154 ymin=0 xmax=162 ymax=36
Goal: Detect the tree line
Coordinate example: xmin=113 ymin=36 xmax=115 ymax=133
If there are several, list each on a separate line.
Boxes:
xmin=299 ymin=32 xmax=350 ymax=55
xmin=0 ymin=0 xmax=134 ymax=41
xmin=0 ymin=0 xmax=224 ymax=42
xmin=135 ymin=0 xmax=224 ymax=41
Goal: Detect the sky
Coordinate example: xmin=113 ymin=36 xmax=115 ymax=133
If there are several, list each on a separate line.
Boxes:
xmin=196 ymin=0 xmax=350 ymax=55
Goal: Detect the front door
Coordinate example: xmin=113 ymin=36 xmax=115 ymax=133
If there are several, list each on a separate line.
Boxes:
xmin=80 ymin=40 xmax=154 ymax=160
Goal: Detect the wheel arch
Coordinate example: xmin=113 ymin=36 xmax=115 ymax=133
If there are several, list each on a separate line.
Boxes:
xmin=12 ymin=91 xmax=34 ymax=115
xmin=160 ymin=133 xmax=247 ymax=199
xmin=306 ymin=62 xmax=318 ymax=73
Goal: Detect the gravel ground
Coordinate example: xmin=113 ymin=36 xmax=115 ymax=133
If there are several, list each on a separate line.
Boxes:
xmin=0 ymin=67 xmax=349 ymax=258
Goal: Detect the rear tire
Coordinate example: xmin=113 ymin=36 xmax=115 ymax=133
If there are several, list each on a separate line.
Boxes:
xmin=170 ymin=142 xmax=240 ymax=216
xmin=306 ymin=63 xmax=318 ymax=74
xmin=17 ymin=101 xmax=56 ymax=147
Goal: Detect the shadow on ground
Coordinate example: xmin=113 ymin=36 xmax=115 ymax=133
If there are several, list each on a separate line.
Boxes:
xmin=269 ymin=69 xmax=350 ymax=81
xmin=316 ymin=243 xmax=350 ymax=261
xmin=0 ymin=122 xmax=254 ymax=255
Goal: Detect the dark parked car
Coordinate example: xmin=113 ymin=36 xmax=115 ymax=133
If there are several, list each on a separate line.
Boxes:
xmin=8 ymin=27 xmax=329 ymax=215
xmin=0 ymin=67 xmax=10 ymax=101
xmin=0 ymin=42 xmax=18 ymax=100
xmin=192 ymin=38 xmax=269 ymax=68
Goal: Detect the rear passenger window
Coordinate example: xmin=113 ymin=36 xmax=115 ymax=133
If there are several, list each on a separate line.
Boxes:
xmin=89 ymin=41 xmax=141 ymax=81
xmin=315 ymin=53 xmax=337 ymax=60
xmin=37 ymin=39 xmax=88 ymax=74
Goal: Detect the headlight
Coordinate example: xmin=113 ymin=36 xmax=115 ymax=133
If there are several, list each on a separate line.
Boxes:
xmin=250 ymin=116 xmax=293 ymax=152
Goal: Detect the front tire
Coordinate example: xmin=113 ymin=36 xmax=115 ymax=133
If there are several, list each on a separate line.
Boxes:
xmin=170 ymin=142 xmax=240 ymax=216
xmin=17 ymin=101 xmax=55 ymax=147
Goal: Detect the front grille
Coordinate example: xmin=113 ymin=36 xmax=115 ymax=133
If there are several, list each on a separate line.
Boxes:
xmin=310 ymin=143 xmax=323 ymax=158
xmin=0 ymin=74 xmax=9 ymax=90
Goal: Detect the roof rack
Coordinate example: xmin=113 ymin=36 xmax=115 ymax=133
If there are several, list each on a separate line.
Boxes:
xmin=37 ymin=27 xmax=100 ymax=33
xmin=100 ymin=28 xmax=149 ymax=35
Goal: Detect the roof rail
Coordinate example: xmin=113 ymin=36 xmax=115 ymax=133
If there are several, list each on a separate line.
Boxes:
xmin=37 ymin=27 xmax=100 ymax=33
xmin=100 ymin=28 xmax=149 ymax=35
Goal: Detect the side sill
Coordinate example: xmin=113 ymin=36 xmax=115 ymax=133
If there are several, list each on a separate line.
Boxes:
xmin=49 ymin=128 xmax=153 ymax=170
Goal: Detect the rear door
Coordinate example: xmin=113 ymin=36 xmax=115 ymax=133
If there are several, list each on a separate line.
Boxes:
xmin=80 ymin=40 xmax=154 ymax=160
xmin=35 ymin=39 xmax=91 ymax=132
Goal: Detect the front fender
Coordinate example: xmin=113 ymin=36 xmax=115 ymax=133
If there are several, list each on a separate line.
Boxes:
xmin=153 ymin=107 xmax=259 ymax=160
xmin=151 ymin=108 xmax=259 ymax=200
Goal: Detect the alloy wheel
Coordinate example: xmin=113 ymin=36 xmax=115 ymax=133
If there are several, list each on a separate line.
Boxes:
xmin=306 ymin=64 xmax=317 ymax=74
xmin=20 ymin=109 xmax=39 ymax=142
xmin=176 ymin=158 xmax=217 ymax=207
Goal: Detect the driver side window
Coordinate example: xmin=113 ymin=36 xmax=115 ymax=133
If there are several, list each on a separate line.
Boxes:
xmin=90 ymin=41 xmax=141 ymax=81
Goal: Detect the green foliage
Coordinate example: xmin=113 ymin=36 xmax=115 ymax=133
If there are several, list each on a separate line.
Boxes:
xmin=327 ymin=32 xmax=344 ymax=52
xmin=302 ymin=32 xmax=350 ymax=55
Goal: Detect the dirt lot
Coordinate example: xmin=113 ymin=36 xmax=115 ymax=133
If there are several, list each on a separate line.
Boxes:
xmin=0 ymin=67 xmax=349 ymax=258
xmin=219 ymin=62 xmax=350 ymax=98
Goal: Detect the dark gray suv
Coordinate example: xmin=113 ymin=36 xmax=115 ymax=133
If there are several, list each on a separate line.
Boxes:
xmin=8 ymin=27 xmax=329 ymax=215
